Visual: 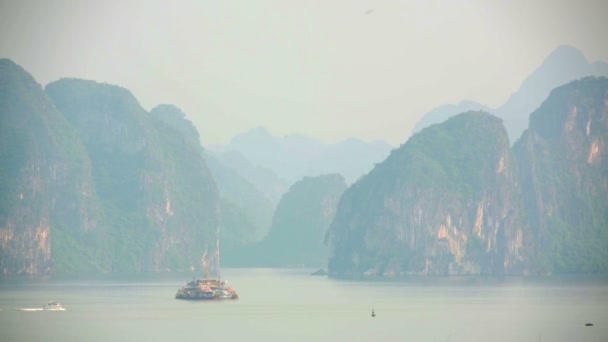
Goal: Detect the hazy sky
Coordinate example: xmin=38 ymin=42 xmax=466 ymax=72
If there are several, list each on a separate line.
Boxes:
xmin=0 ymin=0 xmax=606 ymax=145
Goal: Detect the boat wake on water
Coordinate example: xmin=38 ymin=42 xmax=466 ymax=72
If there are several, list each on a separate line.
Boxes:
xmin=19 ymin=308 xmax=45 ymax=312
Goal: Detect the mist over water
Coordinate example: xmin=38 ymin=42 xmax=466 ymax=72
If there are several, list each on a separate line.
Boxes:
xmin=1 ymin=269 xmax=606 ymax=342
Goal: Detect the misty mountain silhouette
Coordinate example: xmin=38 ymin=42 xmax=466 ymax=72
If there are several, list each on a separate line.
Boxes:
xmin=412 ymin=45 xmax=608 ymax=143
xmin=208 ymin=127 xmax=393 ymax=199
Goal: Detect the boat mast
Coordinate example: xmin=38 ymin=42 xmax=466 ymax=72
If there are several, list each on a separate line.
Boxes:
xmin=202 ymin=246 xmax=209 ymax=279
xmin=216 ymin=201 xmax=221 ymax=282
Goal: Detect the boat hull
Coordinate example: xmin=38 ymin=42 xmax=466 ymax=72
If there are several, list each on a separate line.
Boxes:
xmin=175 ymin=280 xmax=239 ymax=300
xmin=175 ymin=293 xmax=238 ymax=300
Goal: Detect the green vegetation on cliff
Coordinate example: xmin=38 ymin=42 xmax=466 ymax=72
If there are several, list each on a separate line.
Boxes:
xmin=0 ymin=59 xmax=101 ymax=275
xmin=44 ymin=79 xmax=220 ymax=274
xmin=327 ymin=112 xmax=525 ymax=277
xmin=150 ymin=104 xmax=262 ymax=253
xmin=514 ymin=76 xmax=608 ymax=274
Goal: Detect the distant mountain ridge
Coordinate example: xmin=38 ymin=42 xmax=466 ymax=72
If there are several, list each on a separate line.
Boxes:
xmin=412 ymin=100 xmax=490 ymax=134
xmin=496 ymin=45 xmax=608 ymax=142
xmin=412 ymin=45 xmax=608 ymax=143
xmin=208 ymin=127 xmax=393 ymax=203
xmin=210 ymin=146 xmax=289 ymax=207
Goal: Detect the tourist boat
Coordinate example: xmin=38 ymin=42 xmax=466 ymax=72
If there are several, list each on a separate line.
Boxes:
xmin=175 ymin=222 xmax=239 ymax=301
xmin=175 ymin=278 xmax=238 ymax=300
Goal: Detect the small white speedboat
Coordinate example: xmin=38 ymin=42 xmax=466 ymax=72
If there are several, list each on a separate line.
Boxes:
xmin=42 ymin=301 xmax=66 ymax=311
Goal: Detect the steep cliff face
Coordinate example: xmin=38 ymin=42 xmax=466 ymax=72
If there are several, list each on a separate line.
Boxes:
xmin=514 ymin=76 xmax=608 ymax=274
xmin=327 ymin=112 xmax=526 ymax=277
xmin=0 ymin=59 xmax=99 ymax=276
xmin=262 ymin=174 xmax=346 ymax=266
xmin=145 ymin=104 xmax=220 ymax=272
xmin=229 ymin=174 xmax=346 ymax=267
xmin=46 ymin=80 xmax=220 ymax=273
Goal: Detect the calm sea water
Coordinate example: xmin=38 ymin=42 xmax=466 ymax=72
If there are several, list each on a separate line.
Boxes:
xmin=0 ymin=268 xmax=606 ymax=342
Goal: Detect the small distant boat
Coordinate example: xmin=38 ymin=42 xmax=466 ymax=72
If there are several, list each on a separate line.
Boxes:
xmin=371 ymin=308 xmax=375 ymax=317
xmin=585 ymin=323 xmax=594 ymax=327
xmin=311 ymin=268 xmax=327 ymax=276
xmin=42 ymin=301 xmax=65 ymax=311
